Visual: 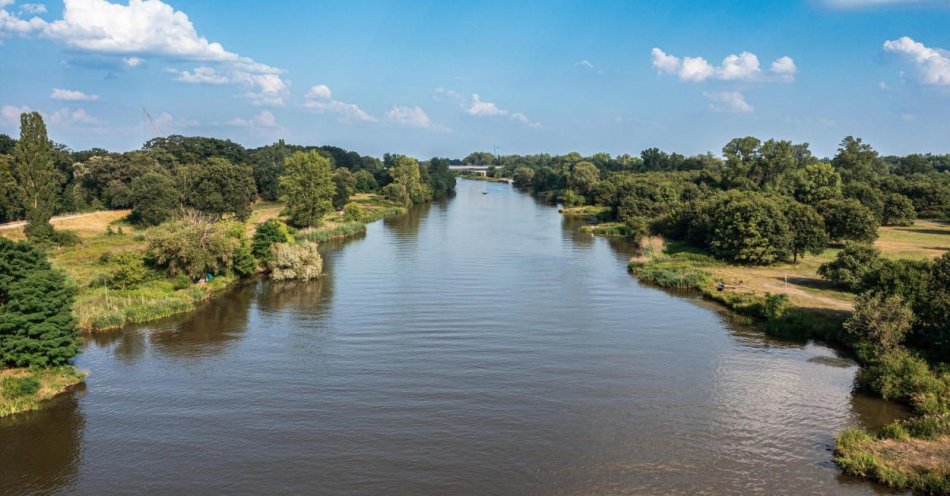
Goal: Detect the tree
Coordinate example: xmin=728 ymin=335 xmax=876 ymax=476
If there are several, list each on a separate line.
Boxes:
xmin=390 ymin=155 xmax=430 ymax=205
xmin=818 ymin=243 xmax=882 ymax=290
xmin=279 ymin=150 xmax=335 ymax=228
xmin=331 ymin=167 xmax=356 ymax=210
xmin=832 ymin=136 xmax=886 ymax=183
xmin=817 ymin=198 xmax=879 ymax=243
xmin=0 ymin=155 xmax=20 ymax=223
xmin=792 ymin=163 xmax=841 ymax=204
xmin=918 ymin=253 xmax=950 ymax=355
xmin=845 ymin=292 xmax=913 ymax=351
xmin=248 ymin=141 xmax=288 ymax=201
xmin=881 ymin=193 xmax=916 ymax=226
xmin=785 ymin=202 xmax=828 ymax=263
xmin=427 ymin=158 xmax=456 ymax=199
xmin=568 ymin=161 xmax=600 ymax=199
xmin=860 ymin=259 xmax=931 ymax=310
xmin=512 ymin=167 xmax=535 ymax=189
xmin=0 ymin=237 xmax=80 ymax=367
xmin=130 ymin=172 xmax=180 ymax=226
xmin=12 ymin=112 xmax=58 ymax=241
xmin=843 ymin=182 xmax=884 ymax=221
xmin=707 ymin=192 xmax=791 ymax=265
xmin=251 ymin=219 xmax=292 ymax=263
xmin=353 ymin=169 xmax=378 ymax=193
xmin=184 ymin=158 xmax=257 ymax=221
xmin=145 ymin=212 xmax=242 ymax=280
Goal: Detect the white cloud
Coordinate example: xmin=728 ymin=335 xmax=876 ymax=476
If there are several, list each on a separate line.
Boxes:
xmin=171 ymin=66 xmax=229 ymax=84
xmin=0 ymin=0 xmax=288 ymax=105
xmin=1 ymin=104 xmax=31 ymax=127
xmin=575 ymin=60 xmax=595 ymax=69
xmin=447 ymin=92 xmax=540 ymax=127
xmin=228 ymin=109 xmax=277 ymax=128
xmin=510 ymin=112 xmax=542 ymax=129
xmin=883 ymin=36 xmax=950 ymax=85
xmin=467 ymin=94 xmax=508 ymax=116
xmin=385 ymin=105 xmax=448 ymax=132
xmin=20 ymin=3 xmax=46 ymax=14
xmin=432 ymin=86 xmax=463 ymax=103
xmin=303 ymin=84 xmax=377 ymax=123
xmin=305 ymin=84 xmax=332 ymax=100
xmin=703 ymin=90 xmax=754 ymax=113
xmin=651 ymin=47 xmax=796 ymax=82
xmin=49 ymin=106 xmax=100 ymax=125
xmin=50 ymin=88 xmax=99 ymax=101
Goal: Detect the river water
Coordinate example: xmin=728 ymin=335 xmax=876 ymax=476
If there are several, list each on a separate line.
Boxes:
xmin=0 ymin=179 xmax=907 ymax=495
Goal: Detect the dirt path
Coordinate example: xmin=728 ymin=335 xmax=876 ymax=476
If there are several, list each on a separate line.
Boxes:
xmin=0 ymin=212 xmax=102 ymax=231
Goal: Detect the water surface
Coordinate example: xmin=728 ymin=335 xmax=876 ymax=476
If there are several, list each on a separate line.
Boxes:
xmin=0 ymin=179 xmax=906 ymax=495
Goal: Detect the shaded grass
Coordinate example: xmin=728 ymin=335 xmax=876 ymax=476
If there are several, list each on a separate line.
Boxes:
xmin=0 ymin=367 xmax=86 ymax=418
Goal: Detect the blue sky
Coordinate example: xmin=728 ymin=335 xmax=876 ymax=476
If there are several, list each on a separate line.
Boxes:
xmin=1 ymin=0 xmax=949 ymax=158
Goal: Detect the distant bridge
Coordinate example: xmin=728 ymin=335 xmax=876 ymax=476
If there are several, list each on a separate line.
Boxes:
xmin=448 ymin=165 xmax=491 ymax=176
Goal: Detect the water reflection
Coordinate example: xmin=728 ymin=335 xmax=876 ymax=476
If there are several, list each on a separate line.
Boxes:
xmin=0 ymin=393 xmax=84 ymax=495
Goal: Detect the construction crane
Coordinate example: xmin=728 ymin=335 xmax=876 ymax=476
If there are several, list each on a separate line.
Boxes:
xmin=142 ymin=106 xmax=163 ymax=137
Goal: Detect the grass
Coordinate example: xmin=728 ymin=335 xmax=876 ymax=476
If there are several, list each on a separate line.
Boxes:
xmin=559 ymin=205 xmax=611 ymax=217
xmin=0 ymin=366 xmax=86 ymax=418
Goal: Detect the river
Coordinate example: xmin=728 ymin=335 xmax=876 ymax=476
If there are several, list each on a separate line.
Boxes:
xmin=0 ymin=179 xmax=907 ymax=495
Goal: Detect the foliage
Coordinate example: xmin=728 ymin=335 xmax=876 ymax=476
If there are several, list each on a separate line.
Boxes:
xmin=817 ymin=198 xmax=879 ymax=243
xmin=0 ymin=237 xmax=80 ymax=367
xmin=106 ymin=250 xmax=149 ymax=289
xmin=342 ymin=202 xmax=365 ymax=222
xmin=130 ymin=172 xmax=179 ymax=226
xmin=512 ymin=167 xmax=535 ymax=189
xmin=1 ymin=375 xmax=40 ymax=398
xmin=567 ymin=161 xmax=600 ymax=199
xmin=705 ymin=192 xmax=791 ymax=265
xmin=818 ymin=243 xmax=882 ymax=290
xmin=784 ymin=201 xmax=828 ymax=263
xmin=845 ymin=292 xmax=914 ymax=351
xmin=918 ymin=253 xmax=950 ymax=357
xmin=144 ymin=211 xmax=242 ymax=280
xmin=353 ymin=169 xmax=378 ymax=193
xmin=332 ymin=167 xmax=356 ymax=210
xmin=427 ymin=158 xmax=456 ymax=199
xmin=279 ymin=150 xmax=336 ymax=228
xmin=791 ymin=162 xmax=842 ymax=205
xmin=860 ymin=259 xmax=931 ymax=310
xmin=881 ymin=193 xmax=916 ymax=226
xmin=267 ymin=241 xmax=323 ymax=280
xmin=390 ymin=155 xmax=431 ymax=205
xmin=12 ymin=112 xmax=58 ymax=241
xmin=251 ymin=219 xmax=292 ymax=263
xmin=183 ymin=157 xmax=257 ymax=221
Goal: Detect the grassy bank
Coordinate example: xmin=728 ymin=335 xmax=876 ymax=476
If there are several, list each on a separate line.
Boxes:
xmin=0 ymin=367 xmax=85 ymax=418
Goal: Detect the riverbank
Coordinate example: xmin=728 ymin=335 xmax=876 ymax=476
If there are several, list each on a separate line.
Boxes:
xmin=0 ymin=194 xmax=407 ymax=333
xmin=0 ymin=367 xmax=86 ymax=418
xmin=567 ymin=209 xmax=950 ymax=492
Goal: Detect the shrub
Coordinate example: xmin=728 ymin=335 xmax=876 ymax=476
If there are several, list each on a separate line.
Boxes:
xmin=267 ymin=242 xmax=323 ymax=281
xmin=130 ymin=172 xmax=179 ymax=226
xmin=818 ymin=243 xmax=882 ymax=290
xmin=1 ymin=375 xmax=40 ymax=398
xmin=145 ymin=211 xmax=241 ymax=280
xmin=860 ymin=258 xmax=931 ymax=309
xmin=342 ymin=203 xmax=365 ymax=222
xmin=844 ymin=292 xmax=913 ymax=351
xmin=232 ymin=243 xmax=258 ymax=277
xmin=878 ymin=422 xmax=910 ymax=441
xmin=172 ymin=274 xmax=191 ymax=290
xmin=252 ymin=219 xmax=292 ymax=263
xmin=817 ymin=198 xmax=879 ymax=243
xmin=107 ymin=250 xmax=148 ymax=289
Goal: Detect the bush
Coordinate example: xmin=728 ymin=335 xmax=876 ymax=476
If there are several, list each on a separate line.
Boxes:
xmin=145 ymin=211 xmax=242 ymax=280
xmin=878 ymin=422 xmax=910 ymax=441
xmin=857 ymin=348 xmax=950 ymax=415
xmin=252 ymin=219 xmax=292 ymax=263
xmin=130 ymin=172 xmax=179 ymax=226
xmin=860 ymin=258 xmax=931 ymax=309
xmin=817 ymin=198 xmax=879 ymax=243
xmin=706 ymin=192 xmax=791 ymax=265
xmin=1 ymin=375 xmax=40 ymax=398
xmin=845 ymin=292 xmax=913 ymax=351
xmin=342 ymin=203 xmax=365 ymax=222
xmin=107 ymin=250 xmax=148 ymax=289
xmin=267 ymin=242 xmax=323 ymax=281
xmin=818 ymin=243 xmax=882 ymax=290
xmin=172 ymin=274 xmax=191 ymax=290
xmin=232 ymin=243 xmax=257 ymax=277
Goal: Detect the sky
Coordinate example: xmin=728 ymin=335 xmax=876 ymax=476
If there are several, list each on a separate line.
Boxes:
xmin=1 ymin=0 xmax=949 ymax=159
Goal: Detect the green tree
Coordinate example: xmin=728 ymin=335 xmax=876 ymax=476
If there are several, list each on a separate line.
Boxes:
xmin=184 ymin=158 xmax=257 ymax=221
xmin=818 ymin=243 xmax=882 ymax=290
xmin=130 ymin=172 xmax=180 ymax=226
xmin=0 ymin=237 xmax=80 ymax=367
xmin=785 ymin=202 xmax=828 ymax=263
xmin=251 ymin=219 xmax=292 ymax=263
xmin=817 ymin=198 xmax=879 ymax=243
xmin=353 ymin=169 xmax=378 ymax=193
xmin=881 ymin=193 xmax=916 ymax=226
xmin=832 ymin=136 xmax=886 ymax=183
xmin=279 ymin=151 xmax=336 ymax=228
xmin=845 ymin=292 xmax=913 ymax=351
xmin=390 ymin=155 xmax=430 ymax=205
xmin=331 ymin=167 xmax=356 ymax=210
xmin=512 ymin=167 xmax=535 ymax=189
xmin=12 ymin=112 xmax=58 ymax=241
xmin=268 ymin=242 xmax=322 ymax=280
xmin=919 ymin=253 xmax=950 ymax=355
xmin=0 ymin=155 xmax=20 ymax=223
xmin=105 ymin=250 xmax=148 ymax=289
xmin=427 ymin=158 xmax=456 ymax=199
xmin=843 ymin=182 xmax=884 ymax=221
xmin=567 ymin=161 xmax=600 ymax=199
xmin=707 ymin=192 xmax=791 ymax=265
xmin=792 ymin=162 xmax=841 ymax=204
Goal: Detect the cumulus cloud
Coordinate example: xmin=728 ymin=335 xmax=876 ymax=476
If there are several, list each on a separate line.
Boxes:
xmin=1 ymin=104 xmax=31 ymax=127
xmin=19 ymin=3 xmax=46 ymax=14
xmin=463 ymin=94 xmax=541 ymax=127
xmin=883 ymin=36 xmax=950 ymax=85
xmin=228 ymin=110 xmax=278 ymax=128
xmin=575 ymin=60 xmax=595 ymax=69
xmin=0 ymin=0 xmax=288 ymax=105
xmin=651 ymin=48 xmax=796 ymax=82
xmin=303 ymin=84 xmax=377 ymax=123
xmin=385 ymin=105 xmax=449 ymax=132
xmin=49 ymin=106 xmax=100 ymax=125
xmin=703 ymin=90 xmax=754 ymax=113
xmin=50 ymin=88 xmax=99 ymax=101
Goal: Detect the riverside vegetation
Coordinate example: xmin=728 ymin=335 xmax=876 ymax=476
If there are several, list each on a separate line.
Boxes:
xmin=0 ymin=112 xmax=455 ymax=417
xmin=483 ymin=139 xmax=950 ymax=492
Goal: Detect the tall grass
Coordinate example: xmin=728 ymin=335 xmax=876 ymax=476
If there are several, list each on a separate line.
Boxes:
xmin=0 ymin=366 xmax=86 ymax=418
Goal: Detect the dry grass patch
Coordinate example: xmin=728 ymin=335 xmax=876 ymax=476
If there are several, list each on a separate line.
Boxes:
xmin=0 ymin=367 xmax=85 ymax=418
